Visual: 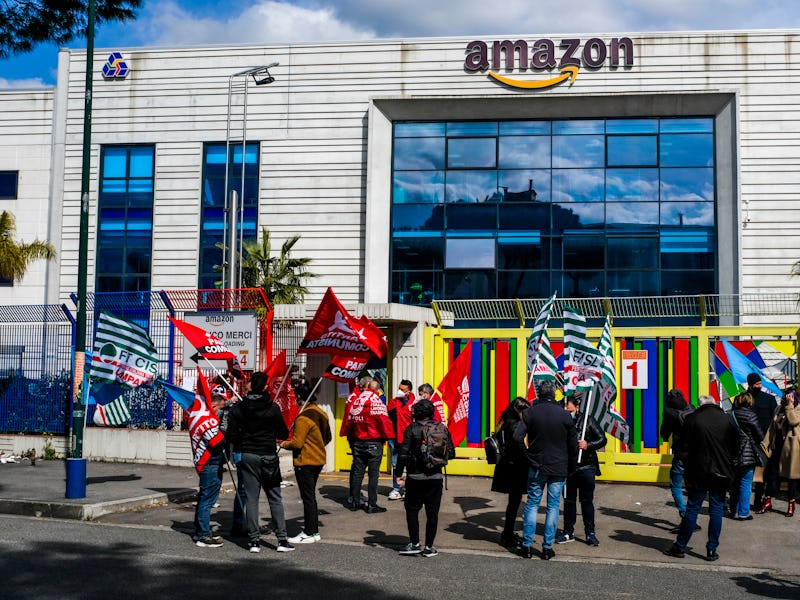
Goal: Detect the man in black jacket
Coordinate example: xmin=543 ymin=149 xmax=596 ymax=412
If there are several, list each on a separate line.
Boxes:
xmin=665 ymin=395 xmax=739 ymax=561
xmin=556 ymin=393 xmax=606 ymax=546
xmin=660 ymin=388 xmax=694 ymax=524
xmin=227 ymin=372 xmax=294 ymax=554
xmin=513 ymin=380 xmax=578 ymax=560
xmin=395 ymin=399 xmax=455 ymax=558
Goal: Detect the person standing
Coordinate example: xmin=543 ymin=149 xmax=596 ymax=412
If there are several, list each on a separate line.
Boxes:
xmin=227 ymin=372 xmax=294 ymax=553
xmin=281 ymin=383 xmax=332 ymax=543
xmin=748 ymin=372 xmax=780 ymax=512
xmin=387 ymin=379 xmax=415 ymax=500
xmin=193 ymin=392 xmax=226 ymax=548
xmin=396 ymin=399 xmax=455 ymax=558
xmin=341 ymin=376 xmax=372 ymax=509
xmin=417 ymin=383 xmax=446 ymax=423
xmin=490 ymin=396 xmax=530 ymax=548
xmin=776 ymin=388 xmax=800 ymax=517
xmin=513 ymin=380 xmax=577 ymax=560
xmin=665 ymin=395 xmax=739 ymax=561
xmin=556 ymin=393 xmax=606 ymax=547
xmin=729 ymin=391 xmax=763 ymax=520
xmin=659 ymin=389 xmax=695 ymax=528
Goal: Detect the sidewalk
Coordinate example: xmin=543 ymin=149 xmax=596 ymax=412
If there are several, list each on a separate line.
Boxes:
xmin=1 ymin=459 xmax=797 ymax=575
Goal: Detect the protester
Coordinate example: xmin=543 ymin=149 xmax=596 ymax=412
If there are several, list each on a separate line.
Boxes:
xmin=227 ymin=372 xmax=294 ymax=553
xmin=396 ymin=398 xmax=455 ymax=558
xmin=281 ymin=383 xmax=332 ymax=543
xmin=417 ymin=383 xmax=446 ymax=423
xmin=387 ymin=379 xmax=415 ymax=500
xmin=776 ymin=387 xmax=800 ymax=517
xmin=193 ymin=392 xmax=227 ymax=548
xmin=340 ymin=379 xmax=395 ymax=513
xmin=556 ymin=393 xmax=606 ymax=546
xmin=341 ymin=376 xmax=371 ymax=509
xmin=748 ymin=372 xmax=781 ymax=512
xmin=728 ymin=392 xmax=763 ymax=520
xmin=659 ymin=388 xmax=694 ymax=524
xmin=490 ymin=396 xmax=530 ymax=548
xmin=513 ymin=380 xmax=577 ymax=560
xmin=665 ymin=395 xmax=739 ymax=561
xmin=214 ymin=386 xmax=247 ymax=536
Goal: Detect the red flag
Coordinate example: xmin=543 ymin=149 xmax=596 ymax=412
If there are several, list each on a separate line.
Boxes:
xmin=265 ymin=349 xmax=297 ymax=428
xmin=323 ymin=354 xmax=370 ymax=383
xmin=297 ymin=288 xmax=373 ymax=356
xmin=188 ymin=368 xmax=225 ymax=473
xmin=169 ymin=317 xmax=236 ymax=361
xmin=352 ymin=315 xmax=388 ymax=359
xmin=428 ymin=392 xmax=446 ymax=423
xmin=437 ymin=341 xmax=473 ymax=446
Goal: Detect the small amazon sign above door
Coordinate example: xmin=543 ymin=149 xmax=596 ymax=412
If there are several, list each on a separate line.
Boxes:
xmin=464 ymin=37 xmax=634 ymax=90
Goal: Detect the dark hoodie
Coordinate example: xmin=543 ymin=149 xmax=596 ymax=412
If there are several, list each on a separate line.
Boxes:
xmin=227 ymin=391 xmax=289 ymax=455
xmin=660 ymin=390 xmax=694 ymax=461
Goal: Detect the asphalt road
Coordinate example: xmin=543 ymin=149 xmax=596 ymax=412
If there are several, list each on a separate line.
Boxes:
xmin=1 ymin=514 xmax=798 ymax=600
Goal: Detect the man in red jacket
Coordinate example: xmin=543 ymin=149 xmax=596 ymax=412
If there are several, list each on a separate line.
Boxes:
xmin=387 ymin=379 xmax=415 ymax=500
xmin=340 ymin=379 xmax=395 ymax=513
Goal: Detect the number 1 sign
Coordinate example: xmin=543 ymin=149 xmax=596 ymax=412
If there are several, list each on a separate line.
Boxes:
xmin=621 ymin=349 xmax=648 ymax=389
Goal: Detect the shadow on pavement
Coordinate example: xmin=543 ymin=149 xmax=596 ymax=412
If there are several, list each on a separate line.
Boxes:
xmin=731 ymin=573 xmax=800 ymax=599
xmin=86 ymin=474 xmax=141 ymax=485
xmin=600 ymin=506 xmax=678 ymax=531
xmin=609 ymin=529 xmax=670 ymax=552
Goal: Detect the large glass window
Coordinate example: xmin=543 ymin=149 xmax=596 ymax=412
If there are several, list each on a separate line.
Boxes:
xmin=96 ymin=146 xmax=154 ymax=292
xmin=0 ymin=171 xmax=18 ymax=200
xmin=390 ymin=117 xmax=717 ymax=304
xmin=199 ymin=142 xmax=260 ymax=289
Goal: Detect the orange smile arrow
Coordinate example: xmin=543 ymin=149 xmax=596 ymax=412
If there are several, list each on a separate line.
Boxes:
xmin=488 ymin=65 xmax=579 ymax=89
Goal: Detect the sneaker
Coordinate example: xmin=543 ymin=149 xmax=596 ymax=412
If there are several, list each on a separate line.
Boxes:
xmin=195 ymin=535 xmax=223 ymax=548
xmin=519 ymin=545 xmax=534 ymax=559
xmin=364 ymin=505 xmax=387 ymax=514
xmin=288 ymin=531 xmax=320 ymax=544
xmin=388 ymin=489 xmax=403 ymax=501
xmin=706 ymin=550 xmax=720 ymax=561
xmin=249 ymin=542 xmax=261 ymax=553
xmin=555 ymin=532 xmax=574 ymax=544
xmin=540 ymin=547 xmax=555 ymax=560
xmin=398 ymin=542 xmax=422 ymax=555
xmin=586 ymin=532 xmax=600 ymax=547
xmin=421 ymin=546 xmax=439 ymax=557
xmin=276 ymin=540 xmax=295 ymax=552
xmin=664 ymin=543 xmax=685 ymax=558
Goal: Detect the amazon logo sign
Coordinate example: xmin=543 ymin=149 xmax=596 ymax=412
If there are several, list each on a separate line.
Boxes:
xmin=464 ymin=37 xmax=634 ymax=90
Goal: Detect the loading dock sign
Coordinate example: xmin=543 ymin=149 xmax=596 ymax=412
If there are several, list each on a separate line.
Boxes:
xmin=181 ymin=311 xmax=257 ymax=370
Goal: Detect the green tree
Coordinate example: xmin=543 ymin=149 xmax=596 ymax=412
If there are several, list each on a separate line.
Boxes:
xmin=240 ymin=228 xmax=315 ymax=305
xmin=0 ymin=210 xmax=56 ymax=282
xmin=0 ymin=0 xmax=141 ymax=59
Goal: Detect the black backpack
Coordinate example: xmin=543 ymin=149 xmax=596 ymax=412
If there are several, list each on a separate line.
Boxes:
xmin=418 ymin=420 xmax=451 ymax=470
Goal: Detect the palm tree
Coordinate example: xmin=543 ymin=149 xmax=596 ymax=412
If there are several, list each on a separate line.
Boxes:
xmin=240 ymin=228 xmax=315 ymax=305
xmin=0 ymin=210 xmax=56 ymax=283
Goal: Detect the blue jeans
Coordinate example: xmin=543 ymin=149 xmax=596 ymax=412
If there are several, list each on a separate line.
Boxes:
xmin=522 ymin=467 xmax=566 ymax=550
xmin=729 ymin=466 xmax=755 ymax=518
xmin=670 ymin=458 xmax=687 ymax=517
xmin=676 ymin=488 xmax=725 ymax=553
xmin=194 ymin=458 xmax=222 ymax=538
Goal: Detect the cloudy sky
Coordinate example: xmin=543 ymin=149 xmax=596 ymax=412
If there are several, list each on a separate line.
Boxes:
xmin=1 ymin=0 xmax=799 ymax=88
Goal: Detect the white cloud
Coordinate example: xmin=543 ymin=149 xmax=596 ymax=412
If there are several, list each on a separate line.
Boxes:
xmin=0 ymin=76 xmax=49 ymax=89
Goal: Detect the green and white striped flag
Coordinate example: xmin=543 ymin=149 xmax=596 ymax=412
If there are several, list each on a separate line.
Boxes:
xmin=92 ymin=396 xmax=131 ymax=426
xmin=526 ymin=292 xmax=557 ymax=394
xmin=532 ymin=332 xmax=559 ymax=382
xmin=90 ymin=311 xmax=158 ymax=388
xmin=562 ymin=305 xmax=602 ymax=398
xmin=589 ymin=314 xmax=631 ymax=445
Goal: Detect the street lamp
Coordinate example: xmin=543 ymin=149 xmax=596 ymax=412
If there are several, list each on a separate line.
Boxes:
xmin=221 ymin=64 xmax=278 ymax=292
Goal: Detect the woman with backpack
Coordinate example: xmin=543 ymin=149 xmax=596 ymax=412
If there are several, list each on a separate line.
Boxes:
xmin=490 ymin=396 xmax=530 ymax=548
xmin=395 ymin=399 xmax=455 ymax=558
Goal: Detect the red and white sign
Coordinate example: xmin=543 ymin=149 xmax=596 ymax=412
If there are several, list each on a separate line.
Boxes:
xmin=621 ymin=350 xmax=648 ymax=389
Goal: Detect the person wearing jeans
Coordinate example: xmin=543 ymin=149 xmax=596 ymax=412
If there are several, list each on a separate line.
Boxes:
xmin=660 ymin=389 xmax=693 ymax=521
xmin=521 ymin=469 xmax=566 ymax=556
xmin=729 ymin=391 xmax=763 ymax=520
xmin=193 ymin=454 xmax=223 ymax=547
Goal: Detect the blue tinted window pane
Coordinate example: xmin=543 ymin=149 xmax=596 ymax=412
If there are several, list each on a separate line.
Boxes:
xmin=552 ymin=169 xmax=604 ymax=202
xmin=498 ymin=270 xmax=550 ymax=298
xmin=203 ymin=179 xmax=225 ymax=206
xmin=608 ymin=271 xmax=659 ymax=296
xmin=561 ymin=271 xmax=604 ymax=297
xmin=553 ymin=120 xmax=604 ymax=134
xmin=499 ymin=170 xmax=550 ymax=202
xmin=660 ymin=134 xmax=713 ymax=167
xmin=128 ymin=179 xmax=153 ymax=194
xmin=103 ymin=148 xmax=127 ymax=177
xmin=607 ymin=135 xmax=657 ymax=167
xmin=553 ymin=203 xmax=604 ymax=229
xmin=661 ymin=168 xmax=714 ymax=201
xmin=660 ymin=229 xmax=713 ymax=253
xmin=661 ymin=270 xmax=716 ymax=295
xmin=660 ymin=118 xmax=713 ymax=133
xmin=97 ymin=248 xmax=124 ymax=272
xmin=446 ymin=203 xmax=497 ymax=230
xmin=606 ymin=202 xmax=659 ymax=227
xmin=608 ymin=237 xmax=658 ymax=268
xmin=606 ymin=168 xmax=658 ymax=202
xmin=552 ymin=136 xmax=604 ymax=167
xmin=205 ymin=145 xmax=226 ymax=163
xmin=393 ymin=171 xmax=444 ymax=203
xmin=499 ymin=203 xmax=550 ymax=232
xmin=129 ymin=147 xmax=153 ymax=177
xmin=392 ymin=270 xmax=441 ymax=305
xmin=101 ymin=179 xmax=126 ymax=195
xmin=447 ymin=122 xmax=498 ymax=136
xmin=446 ymin=238 xmax=495 ymax=269
xmin=392 ymin=236 xmax=444 ymax=270
xmin=498 ymin=136 xmax=550 ymax=169
xmin=606 ymin=119 xmax=658 ymax=134
xmin=564 ymin=235 xmax=605 ymax=269
xmin=499 ymin=121 xmax=551 ymax=135
xmin=445 ymin=171 xmax=499 ymax=203
xmin=660 ymin=201 xmax=715 ymax=226
xmin=447 ymin=138 xmax=496 ymax=168
xmin=392 ymin=204 xmax=444 ymax=232
xmin=444 ymin=270 xmax=496 ymax=298
xmin=498 ymin=237 xmax=547 ymax=269
xmin=395 ymin=122 xmax=445 ymax=137
xmin=394 ymin=137 xmax=445 ymax=170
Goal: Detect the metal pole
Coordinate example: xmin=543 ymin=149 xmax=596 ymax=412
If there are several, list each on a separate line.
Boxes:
xmin=227 ymin=189 xmax=239 ymax=292
xmin=73 ymin=0 xmax=96 ymax=460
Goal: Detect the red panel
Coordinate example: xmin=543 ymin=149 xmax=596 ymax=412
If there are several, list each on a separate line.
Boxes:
xmin=674 ymin=339 xmax=691 ymax=403
xmin=495 ymin=340 xmax=510 ymax=418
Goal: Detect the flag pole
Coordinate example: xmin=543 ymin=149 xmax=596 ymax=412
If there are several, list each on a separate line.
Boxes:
xmin=577 ymin=386 xmax=595 ymax=463
xmin=198 ymin=357 xmax=244 ymax=403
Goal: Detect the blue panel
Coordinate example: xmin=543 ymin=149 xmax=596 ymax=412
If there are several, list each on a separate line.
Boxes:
xmin=468 ymin=341 xmax=482 ymax=444
xmin=642 ymin=339 xmax=659 ymax=448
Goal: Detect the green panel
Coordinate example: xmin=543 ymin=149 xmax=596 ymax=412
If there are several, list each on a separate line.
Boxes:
xmin=632 ymin=340 xmax=642 ymax=452
xmin=482 ymin=340 xmax=490 ymax=440
xmin=509 ymin=338 xmax=517 ymax=400
xmin=689 ymin=337 xmax=699 ymax=402
xmin=657 ymin=340 xmax=666 ymax=444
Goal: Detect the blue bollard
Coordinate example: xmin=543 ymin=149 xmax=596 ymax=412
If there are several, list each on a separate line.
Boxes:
xmin=65 ymin=457 xmax=87 ymax=499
